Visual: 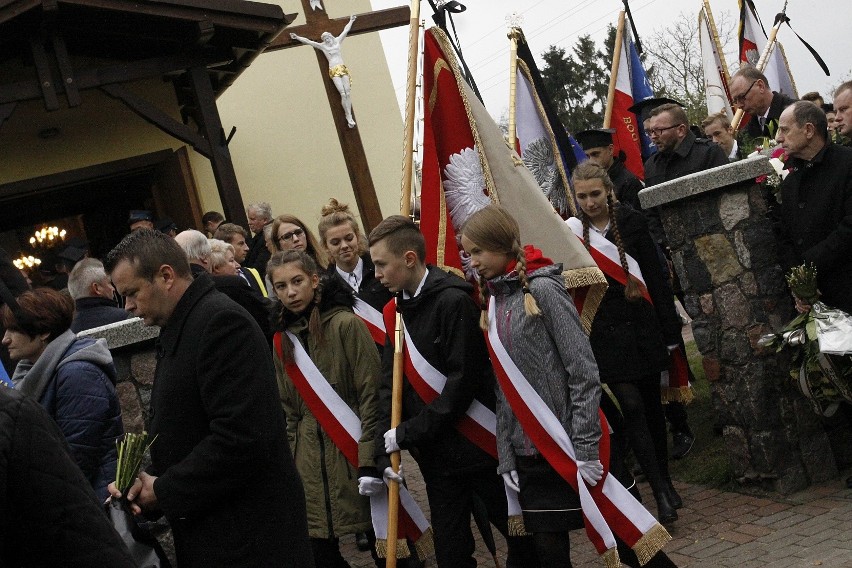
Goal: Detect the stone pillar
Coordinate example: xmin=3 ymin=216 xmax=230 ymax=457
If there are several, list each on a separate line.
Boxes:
xmin=80 ymin=318 xmax=159 ymax=435
xmin=639 ymin=157 xmax=840 ymax=493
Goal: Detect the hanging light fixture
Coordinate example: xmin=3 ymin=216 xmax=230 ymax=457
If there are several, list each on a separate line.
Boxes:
xmin=13 ymin=255 xmax=42 ymax=270
xmin=29 ymin=226 xmax=67 ymax=248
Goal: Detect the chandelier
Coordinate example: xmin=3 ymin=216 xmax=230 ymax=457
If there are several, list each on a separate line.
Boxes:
xmin=29 ymin=226 xmax=67 ymax=247
xmin=13 ymin=255 xmax=41 ymax=270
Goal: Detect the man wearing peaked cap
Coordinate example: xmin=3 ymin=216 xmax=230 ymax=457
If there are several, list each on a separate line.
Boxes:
xmin=127 ymin=210 xmax=154 ymax=232
xmin=627 ymin=97 xmax=683 ymax=125
xmin=575 ymin=127 xmax=644 ymax=211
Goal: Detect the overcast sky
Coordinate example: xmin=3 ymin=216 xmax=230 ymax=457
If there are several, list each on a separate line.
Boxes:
xmin=371 ymin=0 xmax=852 ymax=120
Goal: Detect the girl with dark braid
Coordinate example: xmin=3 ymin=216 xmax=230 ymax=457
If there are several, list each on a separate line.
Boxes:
xmin=571 ymin=161 xmax=684 ymax=525
xmin=461 ymin=205 xmax=677 ymax=567
xmin=268 ymin=250 xmax=384 ymax=567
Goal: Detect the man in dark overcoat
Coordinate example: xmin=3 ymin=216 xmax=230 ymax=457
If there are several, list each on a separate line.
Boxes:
xmin=775 ymin=101 xmax=852 ymax=314
xmin=105 ymin=229 xmax=313 ymax=567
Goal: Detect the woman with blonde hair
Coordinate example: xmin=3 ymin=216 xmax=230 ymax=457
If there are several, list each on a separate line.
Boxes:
xmin=208 ymin=238 xmax=241 ymax=276
xmin=318 ymin=199 xmax=391 ymax=342
xmin=460 ymin=204 xmax=677 ymax=567
xmin=570 ymin=161 xmax=684 ymax=524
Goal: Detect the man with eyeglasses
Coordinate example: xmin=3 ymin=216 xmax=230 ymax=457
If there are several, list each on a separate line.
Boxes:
xmin=642 ymin=103 xmax=727 ymax=462
xmin=729 ymin=65 xmax=796 ymax=141
xmin=643 ymin=103 xmax=728 ymax=193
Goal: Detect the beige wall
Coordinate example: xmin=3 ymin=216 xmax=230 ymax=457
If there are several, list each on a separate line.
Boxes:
xmin=192 ymin=0 xmax=404 ymax=235
xmin=0 ymin=76 xmax=184 ymax=185
xmin=1 ymin=0 xmax=403 ymax=238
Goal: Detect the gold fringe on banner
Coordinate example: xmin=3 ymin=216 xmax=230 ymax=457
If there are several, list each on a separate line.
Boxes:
xmin=413 ymin=527 xmax=435 ymax=560
xmin=633 ymin=522 xmax=672 ymax=565
xmin=662 ymin=385 xmax=695 ymax=404
xmin=602 ymin=547 xmax=622 ymax=568
xmin=563 ymin=267 xmax=609 ymax=335
xmin=374 ymin=538 xmax=411 ymax=560
xmin=507 ymin=514 xmax=527 ymax=536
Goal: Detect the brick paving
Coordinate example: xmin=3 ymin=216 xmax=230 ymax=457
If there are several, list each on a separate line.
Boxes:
xmin=340 ymin=453 xmax=852 ymax=567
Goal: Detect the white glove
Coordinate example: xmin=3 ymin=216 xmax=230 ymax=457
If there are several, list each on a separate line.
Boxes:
xmin=383 ymin=428 xmax=400 ymax=454
xmin=502 ymin=470 xmax=520 ymax=493
xmin=577 ymin=460 xmax=604 ymax=486
xmin=383 ymin=465 xmax=404 ymax=484
xmin=358 ymin=476 xmax=384 ymax=496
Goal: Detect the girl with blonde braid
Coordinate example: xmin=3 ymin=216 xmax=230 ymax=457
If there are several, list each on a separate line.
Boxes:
xmin=461 ymin=205 xmax=678 ymax=567
xmin=571 ymin=161 xmax=684 ymax=524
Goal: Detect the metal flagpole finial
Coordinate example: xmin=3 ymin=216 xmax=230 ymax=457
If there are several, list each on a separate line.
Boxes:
xmin=506 ymin=12 xmax=523 ymax=30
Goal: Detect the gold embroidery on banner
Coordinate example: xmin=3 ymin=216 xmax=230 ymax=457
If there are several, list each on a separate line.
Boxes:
xmin=429 ymin=59 xmax=452 ymax=114
xmin=437 ymin=178 xmax=448 ymax=268
xmin=432 ymin=29 xmax=499 ymax=204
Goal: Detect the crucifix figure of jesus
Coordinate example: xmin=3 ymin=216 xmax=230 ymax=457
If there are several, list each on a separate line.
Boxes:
xmin=290 ymin=14 xmax=357 ymax=128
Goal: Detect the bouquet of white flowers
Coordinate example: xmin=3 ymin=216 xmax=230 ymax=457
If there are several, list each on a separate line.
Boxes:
xmin=759 ymin=264 xmax=852 ymax=416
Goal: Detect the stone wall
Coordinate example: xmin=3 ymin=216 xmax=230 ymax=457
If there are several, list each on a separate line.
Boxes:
xmin=640 ymin=158 xmax=850 ymax=493
xmin=80 ymin=318 xmax=158 ymax=435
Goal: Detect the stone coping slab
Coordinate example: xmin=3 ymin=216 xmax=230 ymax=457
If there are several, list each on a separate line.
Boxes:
xmin=78 ymin=317 xmax=159 ymax=349
xmin=638 ymin=155 xmax=774 ymax=209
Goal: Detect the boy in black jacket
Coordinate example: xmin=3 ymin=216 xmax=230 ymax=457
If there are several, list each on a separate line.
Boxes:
xmin=369 ymin=215 xmax=537 ymax=568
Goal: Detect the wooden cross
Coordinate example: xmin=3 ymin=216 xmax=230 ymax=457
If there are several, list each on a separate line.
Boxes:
xmin=265 ymin=1 xmax=411 ymax=233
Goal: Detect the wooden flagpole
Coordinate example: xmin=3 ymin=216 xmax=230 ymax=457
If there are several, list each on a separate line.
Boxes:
xmin=388 ymin=1 xmax=420 ymax=566
xmin=732 ymin=1 xmax=787 ymax=131
xmin=603 ymin=11 xmax=626 ymax=128
xmin=507 ymin=25 xmax=521 ymax=151
xmin=703 ymin=0 xmax=731 ymax=85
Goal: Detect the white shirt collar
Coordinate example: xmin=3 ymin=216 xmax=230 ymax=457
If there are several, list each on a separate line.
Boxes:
xmin=336 ymin=257 xmax=364 ymax=291
xmin=403 ymin=268 xmax=429 ymax=299
xmin=590 ymin=221 xmax=610 ymax=237
xmin=728 ymin=139 xmax=739 ymax=160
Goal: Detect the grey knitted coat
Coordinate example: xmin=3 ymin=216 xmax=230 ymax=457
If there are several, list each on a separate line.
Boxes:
xmin=488 ymin=263 xmax=602 ymax=474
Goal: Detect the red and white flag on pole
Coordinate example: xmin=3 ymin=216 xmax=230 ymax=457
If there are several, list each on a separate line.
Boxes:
xmin=739 ymin=0 xmax=797 ymax=98
xmin=419 ymin=26 xmax=607 ymax=330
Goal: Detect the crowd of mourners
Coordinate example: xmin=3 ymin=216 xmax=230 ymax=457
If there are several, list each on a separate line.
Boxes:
xmin=0 ymin=67 xmax=850 ymax=568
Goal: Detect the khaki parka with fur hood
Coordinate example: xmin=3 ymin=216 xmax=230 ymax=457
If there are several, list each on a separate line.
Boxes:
xmin=272 ymin=275 xmax=381 ymax=538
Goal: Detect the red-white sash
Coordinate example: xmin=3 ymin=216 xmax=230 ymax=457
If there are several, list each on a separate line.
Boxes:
xmin=274 ymin=331 xmax=432 ymax=558
xmin=381 ymin=299 xmax=524 ymax=526
xmin=566 ymin=217 xmax=651 ymax=303
xmin=353 ymin=297 xmax=387 ymax=346
xmin=566 ymin=217 xmax=693 ymax=401
xmin=382 ymin=300 xmax=498 ymax=459
xmin=484 ymin=300 xmax=670 ymax=565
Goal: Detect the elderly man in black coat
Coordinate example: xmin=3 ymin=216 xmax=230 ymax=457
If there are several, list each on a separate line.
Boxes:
xmin=104 ymin=229 xmax=313 ymax=567
xmin=775 ymin=101 xmax=852 ymax=315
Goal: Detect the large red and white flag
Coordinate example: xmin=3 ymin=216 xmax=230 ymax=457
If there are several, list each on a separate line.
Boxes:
xmin=699 ymin=6 xmax=733 ymax=119
xmin=420 ymin=27 xmax=606 ymax=330
xmin=739 ymin=0 xmax=797 ymax=98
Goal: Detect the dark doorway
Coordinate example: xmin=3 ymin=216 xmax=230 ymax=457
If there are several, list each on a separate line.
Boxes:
xmin=0 ymin=149 xmax=202 ymax=262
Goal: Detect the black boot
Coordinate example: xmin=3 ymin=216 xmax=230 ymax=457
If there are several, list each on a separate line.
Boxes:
xmin=664 ymin=477 xmax=683 ymax=509
xmin=654 ymin=490 xmax=678 ymax=524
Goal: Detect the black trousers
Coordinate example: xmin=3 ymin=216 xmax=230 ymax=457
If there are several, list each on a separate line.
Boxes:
xmin=608 ymin=376 xmax=670 ymax=497
xmin=422 ymin=465 xmax=538 ymax=568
